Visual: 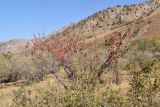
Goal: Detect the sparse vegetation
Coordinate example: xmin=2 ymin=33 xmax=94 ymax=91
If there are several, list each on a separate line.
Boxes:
xmin=0 ymin=0 xmax=160 ymax=107
xmin=0 ymin=53 xmax=55 ymax=84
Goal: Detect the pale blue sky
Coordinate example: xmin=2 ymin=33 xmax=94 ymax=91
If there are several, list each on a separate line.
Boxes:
xmin=0 ymin=0 xmax=147 ymax=41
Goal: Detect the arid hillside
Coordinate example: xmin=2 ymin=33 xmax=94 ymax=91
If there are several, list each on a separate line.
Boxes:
xmin=50 ymin=0 xmax=160 ymax=39
xmin=0 ymin=39 xmax=28 ymax=53
xmin=0 ymin=0 xmax=160 ymax=107
xmin=1 ymin=0 xmax=160 ymax=53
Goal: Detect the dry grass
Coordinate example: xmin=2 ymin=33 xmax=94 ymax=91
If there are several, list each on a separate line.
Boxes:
xmin=0 ymin=4 xmax=159 ymax=107
xmin=0 ymin=74 xmax=66 ymax=107
xmin=0 ymin=68 xmax=131 ymax=107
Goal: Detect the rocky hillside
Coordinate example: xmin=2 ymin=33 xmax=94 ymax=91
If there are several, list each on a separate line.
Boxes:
xmin=1 ymin=0 xmax=160 ymax=53
xmin=0 ymin=1 xmax=160 ymax=106
xmin=0 ymin=39 xmax=28 ymax=53
xmin=51 ymin=0 xmax=160 ymax=38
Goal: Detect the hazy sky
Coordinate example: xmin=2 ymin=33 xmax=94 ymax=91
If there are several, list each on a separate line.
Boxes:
xmin=0 ymin=0 xmax=147 ymax=41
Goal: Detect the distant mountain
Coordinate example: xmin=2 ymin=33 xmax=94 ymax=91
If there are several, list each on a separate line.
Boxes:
xmin=1 ymin=0 xmax=160 ymax=54
xmin=0 ymin=39 xmax=28 ymax=53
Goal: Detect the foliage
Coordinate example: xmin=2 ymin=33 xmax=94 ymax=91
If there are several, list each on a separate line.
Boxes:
xmin=126 ymin=53 xmax=160 ymax=107
xmin=0 ymin=53 xmax=55 ymax=84
xmin=9 ymin=32 xmax=160 ymax=107
xmin=12 ymin=70 xmax=126 ymax=107
xmin=97 ymin=28 xmax=136 ymax=83
xmin=12 ymin=87 xmax=32 ymax=107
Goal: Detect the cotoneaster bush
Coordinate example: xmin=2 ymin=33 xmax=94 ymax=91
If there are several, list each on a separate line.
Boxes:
xmin=11 ymin=28 xmax=160 ymax=107
xmin=26 ymin=28 xmax=137 ymax=85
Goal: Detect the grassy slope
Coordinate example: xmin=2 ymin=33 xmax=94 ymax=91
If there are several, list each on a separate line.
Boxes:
xmin=0 ymin=7 xmax=160 ymax=107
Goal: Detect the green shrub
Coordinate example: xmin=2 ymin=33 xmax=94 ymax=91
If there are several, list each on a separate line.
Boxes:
xmin=126 ymin=58 xmax=160 ymax=107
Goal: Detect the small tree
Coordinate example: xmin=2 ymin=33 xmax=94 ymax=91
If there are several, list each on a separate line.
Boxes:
xmin=26 ymin=32 xmax=103 ymax=88
xmin=97 ymin=28 xmax=134 ymax=84
xmin=26 ymin=25 xmax=144 ymax=86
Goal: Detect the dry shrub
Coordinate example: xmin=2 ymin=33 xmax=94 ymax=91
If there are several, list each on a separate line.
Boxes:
xmin=0 ymin=53 xmax=56 ymax=84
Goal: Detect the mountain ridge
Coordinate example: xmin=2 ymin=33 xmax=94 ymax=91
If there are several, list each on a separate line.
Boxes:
xmin=0 ymin=0 xmax=160 ymax=53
